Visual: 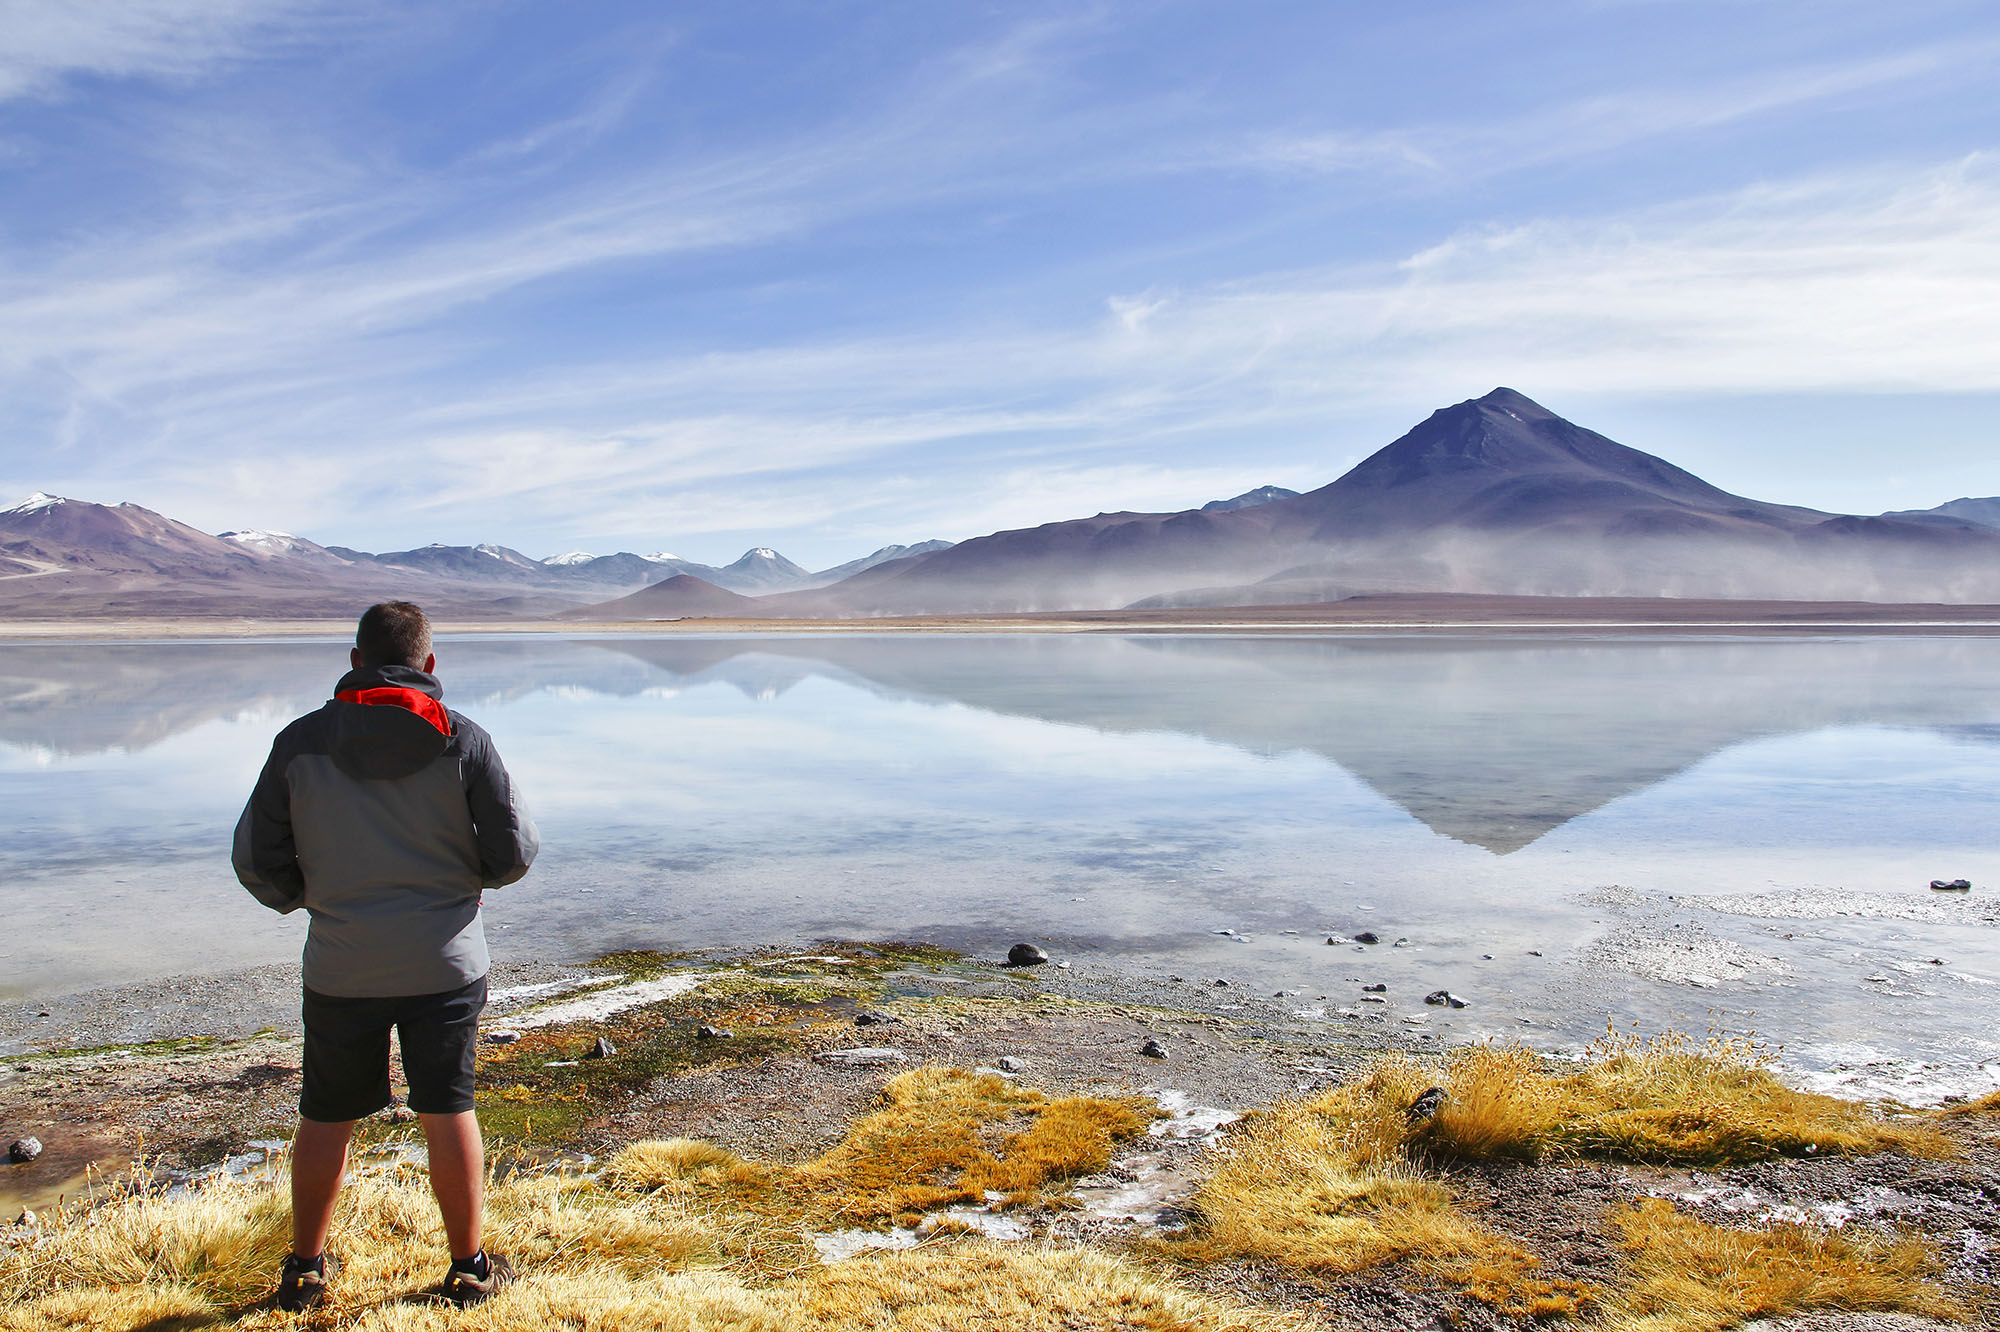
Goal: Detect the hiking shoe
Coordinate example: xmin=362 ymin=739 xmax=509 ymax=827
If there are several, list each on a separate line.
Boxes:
xmin=277 ymin=1252 xmax=337 ymax=1312
xmin=440 ymin=1250 xmax=512 ymax=1306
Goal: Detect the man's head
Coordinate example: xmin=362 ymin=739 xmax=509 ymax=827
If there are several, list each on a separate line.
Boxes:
xmin=352 ymin=601 xmax=436 ymax=673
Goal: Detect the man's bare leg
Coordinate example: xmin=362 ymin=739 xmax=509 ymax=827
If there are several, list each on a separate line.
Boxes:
xmin=290 ymin=1117 xmax=356 ymax=1258
xmin=419 ymin=1110 xmax=485 ymax=1262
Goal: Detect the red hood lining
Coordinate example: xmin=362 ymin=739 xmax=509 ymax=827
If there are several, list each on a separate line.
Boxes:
xmin=335 ymin=686 xmax=452 ymax=737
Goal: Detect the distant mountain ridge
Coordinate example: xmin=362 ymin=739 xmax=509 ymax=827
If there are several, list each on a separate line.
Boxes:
xmin=8 ymin=389 xmax=1999 ymax=619
xmin=0 ymin=491 xmax=955 ymax=617
xmin=1203 ymin=485 xmax=1299 ymax=511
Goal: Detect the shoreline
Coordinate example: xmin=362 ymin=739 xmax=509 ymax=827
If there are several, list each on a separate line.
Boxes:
xmin=6 ymin=594 xmax=2000 ymax=640
xmin=2 ymin=940 xmax=1995 ymax=1331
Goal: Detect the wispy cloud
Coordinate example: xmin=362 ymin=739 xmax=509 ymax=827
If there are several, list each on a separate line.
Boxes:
xmin=0 ymin=0 xmax=335 ymax=101
xmin=2 ymin=5 xmax=1996 ymax=559
xmin=1237 ymin=40 xmax=2000 ymax=182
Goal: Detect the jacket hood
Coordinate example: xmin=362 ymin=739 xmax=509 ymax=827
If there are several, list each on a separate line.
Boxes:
xmin=326 ymin=665 xmax=451 ymax=780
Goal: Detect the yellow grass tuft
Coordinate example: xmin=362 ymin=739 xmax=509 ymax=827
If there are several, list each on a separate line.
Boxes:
xmin=1174 ymin=1033 xmax=1943 ymax=1318
xmin=1600 ymin=1198 xmax=1962 ymax=1332
xmin=603 ymin=1138 xmax=769 ymax=1192
xmin=798 ymin=1066 xmax=1151 ymax=1225
xmin=1389 ymin=1032 xmax=1943 ymax=1167
xmin=1176 ymin=1086 xmax=1589 ymax=1316
xmin=785 ymin=1242 xmax=1313 ymax=1330
xmin=1 ymin=1182 xmax=1301 ymax=1331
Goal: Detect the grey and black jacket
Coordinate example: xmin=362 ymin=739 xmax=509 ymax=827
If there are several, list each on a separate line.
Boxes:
xmin=232 ymin=664 xmax=539 ymax=998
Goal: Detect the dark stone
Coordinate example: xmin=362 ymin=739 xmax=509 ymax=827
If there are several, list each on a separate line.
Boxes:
xmin=1140 ymin=1038 xmax=1170 ymax=1059
xmin=586 ymin=1036 xmax=616 ymax=1059
xmin=7 ymin=1137 xmax=41 ymax=1163
xmin=1353 ymin=932 xmax=1380 ymax=945
xmin=1212 ymin=978 xmax=1230 ymax=987
xmin=1930 ymin=879 xmax=1973 ymax=891
xmin=997 ymin=1056 xmax=1026 ymax=1073
xmin=1006 ymin=943 xmax=1049 ymax=966
xmin=1362 ymin=983 xmax=1388 ymax=993
xmin=854 ymin=1011 xmax=900 ymax=1027
xmin=1406 ymin=1087 xmax=1447 ymax=1123
xmin=1425 ymin=990 xmax=1470 ymax=1009
xmin=695 ymin=1025 xmax=731 ymax=1041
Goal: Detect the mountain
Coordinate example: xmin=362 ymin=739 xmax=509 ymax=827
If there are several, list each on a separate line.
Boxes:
xmin=703 ymin=547 xmax=813 ymax=593
xmin=795 ymin=540 xmax=954 ymax=590
xmin=1202 ymin=485 xmax=1299 ymax=511
xmin=2 ymin=493 xmax=267 ymax=578
xmin=555 ymin=574 xmax=763 ymax=619
xmin=218 ymin=530 xmax=357 ymax=566
xmin=343 ymin=542 xmax=546 ymax=580
xmin=14 ymin=389 xmax=2000 ymax=620
xmin=1882 ymin=497 xmax=2000 ymax=531
xmin=711 ymin=388 xmax=2000 ymax=616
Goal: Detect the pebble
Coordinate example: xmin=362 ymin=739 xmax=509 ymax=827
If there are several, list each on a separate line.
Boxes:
xmin=1929 ymin=879 xmax=1973 ymax=892
xmin=1424 ymin=991 xmax=1470 ymax=1009
xmin=1352 ymin=932 xmax=1380 ymax=945
xmin=7 ymin=1137 xmax=42 ymax=1163
xmin=815 ymin=1047 xmax=907 ymax=1066
xmin=1359 ymin=994 xmax=1387 ymax=1004
xmin=1006 ymin=943 xmax=1049 ymax=966
xmin=1212 ymin=979 xmax=1231 ymax=988
xmin=1325 ymin=935 xmax=1346 ymax=946
xmin=1392 ymin=938 xmax=1410 ymax=948
xmin=695 ymin=1025 xmax=731 ymax=1041
xmin=1362 ymin=983 xmax=1388 ymax=993
xmin=587 ymin=1036 xmax=617 ymax=1058
xmin=997 ymin=1056 xmax=1026 ymax=1073
xmin=1140 ymin=1038 xmax=1170 ymax=1059
xmin=853 ymin=1011 xmax=900 ymax=1027
xmin=484 ymin=1030 xmax=522 ymax=1044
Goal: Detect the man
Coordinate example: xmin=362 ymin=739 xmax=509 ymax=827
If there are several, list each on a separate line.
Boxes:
xmin=233 ymin=601 xmax=538 ymax=1311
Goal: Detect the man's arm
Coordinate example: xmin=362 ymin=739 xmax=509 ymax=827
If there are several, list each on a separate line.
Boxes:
xmin=461 ymin=722 xmax=539 ymax=888
xmin=233 ymin=740 xmax=306 ymax=912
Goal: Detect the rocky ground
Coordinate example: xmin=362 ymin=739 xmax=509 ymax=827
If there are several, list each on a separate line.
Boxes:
xmin=2 ymin=943 xmax=1995 ymax=1331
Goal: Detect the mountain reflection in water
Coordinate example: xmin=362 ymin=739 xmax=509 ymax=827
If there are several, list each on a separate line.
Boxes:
xmin=8 ymin=633 xmax=1996 ymax=854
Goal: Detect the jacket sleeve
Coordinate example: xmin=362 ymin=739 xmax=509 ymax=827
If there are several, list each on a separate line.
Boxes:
xmin=462 ymin=722 xmax=539 ymax=889
xmin=233 ymin=739 xmax=306 ymax=912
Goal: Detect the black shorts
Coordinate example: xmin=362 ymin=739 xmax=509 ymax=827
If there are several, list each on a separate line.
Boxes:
xmin=299 ymin=976 xmax=487 ymax=1122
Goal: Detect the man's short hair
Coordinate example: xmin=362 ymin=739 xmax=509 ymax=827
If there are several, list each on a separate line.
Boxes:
xmin=356 ymin=601 xmax=433 ymax=669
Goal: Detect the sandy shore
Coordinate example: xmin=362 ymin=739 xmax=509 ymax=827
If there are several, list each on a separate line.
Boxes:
xmin=5 ymin=594 xmax=2000 ymax=639
xmin=2 ymin=941 xmax=1995 ymax=1332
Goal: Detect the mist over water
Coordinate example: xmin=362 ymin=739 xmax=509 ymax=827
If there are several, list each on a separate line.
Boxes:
xmin=3 ymin=632 xmax=1997 ymax=1095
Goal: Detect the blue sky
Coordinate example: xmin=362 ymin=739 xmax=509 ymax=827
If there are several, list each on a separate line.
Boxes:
xmin=2 ymin=0 xmax=1997 ymax=568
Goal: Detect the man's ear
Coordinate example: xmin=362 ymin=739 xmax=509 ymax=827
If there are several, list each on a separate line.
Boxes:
xmin=351 ymin=648 xmax=363 ymax=670
xmin=423 ymin=652 xmax=436 ymax=674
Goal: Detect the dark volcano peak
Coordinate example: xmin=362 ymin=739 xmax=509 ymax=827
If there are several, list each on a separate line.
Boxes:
xmin=1297 ymin=388 xmax=1794 ymax=538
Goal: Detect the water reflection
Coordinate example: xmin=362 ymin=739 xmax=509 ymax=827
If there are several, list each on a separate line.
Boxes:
xmin=10 ymin=634 xmax=1995 ymax=854
xmin=4 ymin=633 xmax=1998 ymax=1091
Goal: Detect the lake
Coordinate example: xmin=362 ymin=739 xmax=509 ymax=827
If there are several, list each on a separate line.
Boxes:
xmin=4 ymin=632 xmax=1997 ymax=1100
